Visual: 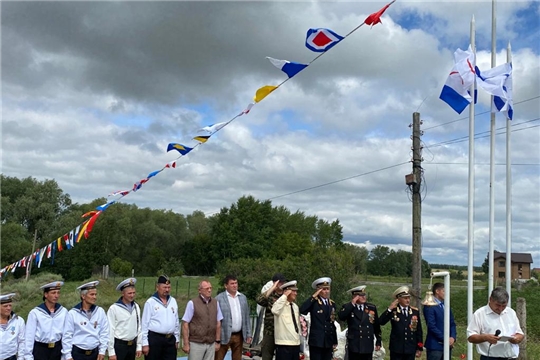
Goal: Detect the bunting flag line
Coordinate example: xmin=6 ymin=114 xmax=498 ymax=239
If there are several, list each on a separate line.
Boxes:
xmin=193 ymin=135 xmax=210 ymax=143
xmin=167 ymin=143 xmax=194 ymax=155
xmin=305 ymin=28 xmax=344 ymax=52
xmin=254 ymin=85 xmax=278 ymax=103
xmin=239 ymin=103 xmax=255 ymax=116
xmin=108 ymin=190 xmax=130 ymax=197
xmin=46 ymin=243 xmax=52 ymax=258
xmin=199 ymin=122 xmax=228 ymax=134
xmin=165 ymin=160 xmax=177 ymax=168
xmin=266 ymin=57 xmax=309 ymax=79
xmin=365 ymin=0 xmax=396 ymax=26
xmin=57 ymin=237 xmax=63 ymax=252
xmin=63 ymin=234 xmax=71 ymax=250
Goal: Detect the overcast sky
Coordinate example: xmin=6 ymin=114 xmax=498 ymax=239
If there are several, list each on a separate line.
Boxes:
xmin=1 ymin=0 xmax=539 ymax=267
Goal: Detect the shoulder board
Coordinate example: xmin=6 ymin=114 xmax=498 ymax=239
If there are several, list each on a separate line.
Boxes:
xmin=366 ymin=303 xmax=377 ymax=308
xmin=411 ymin=306 xmax=419 ymax=311
xmin=329 ymin=299 xmax=335 ymax=305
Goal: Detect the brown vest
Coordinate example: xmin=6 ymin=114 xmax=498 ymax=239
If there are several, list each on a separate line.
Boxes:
xmin=189 ymin=296 xmax=218 ymax=344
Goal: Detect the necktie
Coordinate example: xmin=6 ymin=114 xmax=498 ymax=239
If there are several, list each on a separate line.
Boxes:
xmin=440 ymin=302 xmax=444 ymax=309
xmin=403 ymin=307 xmax=408 ymax=317
xmin=290 ymin=303 xmax=299 ymax=333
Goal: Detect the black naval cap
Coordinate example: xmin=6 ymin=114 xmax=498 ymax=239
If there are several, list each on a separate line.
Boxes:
xmin=158 ymin=275 xmax=170 ymax=285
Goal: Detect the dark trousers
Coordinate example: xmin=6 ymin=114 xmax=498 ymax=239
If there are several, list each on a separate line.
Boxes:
xmin=216 ymin=332 xmax=243 ymax=360
xmin=389 ymin=351 xmax=416 ymax=360
xmin=480 ymin=356 xmax=514 ymax=360
xmin=276 ymin=345 xmax=300 ymax=360
xmin=349 ymin=351 xmax=373 ymax=360
xmin=427 ymin=349 xmax=453 ymax=360
xmin=3 ymin=355 xmax=16 ymax=360
xmin=309 ymin=346 xmax=334 ymax=360
xmin=114 ymin=338 xmax=137 ymax=360
xmin=261 ymin=334 xmax=276 ymax=360
xmin=33 ymin=340 xmax=62 ymax=360
xmin=72 ymin=345 xmax=98 ymax=360
xmin=145 ymin=331 xmax=177 ymax=360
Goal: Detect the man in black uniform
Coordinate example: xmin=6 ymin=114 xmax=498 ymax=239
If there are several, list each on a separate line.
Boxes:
xmin=338 ymin=285 xmax=381 ymax=360
xmin=300 ymin=277 xmax=337 ymax=360
xmin=379 ymin=286 xmax=423 ymax=360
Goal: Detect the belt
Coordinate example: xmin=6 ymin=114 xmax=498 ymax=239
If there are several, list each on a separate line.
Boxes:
xmin=480 ymin=356 xmax=514 ymax=360
xmin=149 ymin=330 xmax=174 ymax=338
xmin=231 ymin=331 xmax=242 ymax=335
xmin=34 ymin=340 xmax=61 ymax=348
xmin=73 ymin=345 xmax=98 ymax=356
xmin=115 ymin=338 xmax=137 ymax=346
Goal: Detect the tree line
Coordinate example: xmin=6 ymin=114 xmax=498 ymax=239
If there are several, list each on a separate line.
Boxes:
xmin=2 ymin=175 xmax=433 ymax=304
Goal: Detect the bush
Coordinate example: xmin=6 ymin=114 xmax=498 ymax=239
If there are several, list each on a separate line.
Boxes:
xmin=110 ymin=257 xmax=133 ymax=277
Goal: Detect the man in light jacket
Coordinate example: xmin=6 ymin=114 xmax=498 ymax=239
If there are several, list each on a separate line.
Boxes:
xmin=272 ymin=280 xmax=301 ymax=360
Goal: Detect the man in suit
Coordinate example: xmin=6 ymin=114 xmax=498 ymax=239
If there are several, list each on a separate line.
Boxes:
xmin=300 ymin=277 xmax=338 ymax=360
xmin=423 ymin=283 xmax=457 ymax=360
xmin=379 ymin=286 xmax=423 ymax=360
xmin=215 ymin=275 xmax=252 ymax=360
xmin=338 ymin=285 xmax=381 ymax=360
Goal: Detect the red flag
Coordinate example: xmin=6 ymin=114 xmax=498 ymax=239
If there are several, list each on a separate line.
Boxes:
xmin=365 ymin=0 xmax=395 ymax=26
xmin=84 ymin=211 xmax=103 ymax=239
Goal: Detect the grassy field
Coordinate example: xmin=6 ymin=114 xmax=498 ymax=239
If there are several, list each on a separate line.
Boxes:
xmin=2 ymin=273 xmax=539 ymax=359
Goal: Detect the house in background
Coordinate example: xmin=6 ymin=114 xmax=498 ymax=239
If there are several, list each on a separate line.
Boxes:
xmin=493 ymin=250 xmax=533 ymax=280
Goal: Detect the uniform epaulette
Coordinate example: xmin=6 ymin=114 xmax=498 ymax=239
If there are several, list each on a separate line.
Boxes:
xmin=410 ymin=306 xmax=418 ymax=311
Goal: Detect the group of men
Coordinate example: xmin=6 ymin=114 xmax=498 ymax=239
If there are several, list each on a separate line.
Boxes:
xmin=0 ymin=274 xmax=525 ymax=360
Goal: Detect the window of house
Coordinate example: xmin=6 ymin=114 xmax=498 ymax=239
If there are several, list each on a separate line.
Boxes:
xmin=498 ymin=272 xmax=505 ymax=278
xmin=499 ymin=261 xmax=505 ymax=267
xmin=518 ymin=264 xmax=523 ymax=271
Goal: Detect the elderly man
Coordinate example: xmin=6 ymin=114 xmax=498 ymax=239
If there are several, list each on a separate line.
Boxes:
xmin=379 ymin=286 xmax=423 ymax=360
xmin=25 ymin=281 xmax=68 ymax=360
xmin=62 ymin=281 xmax=109 ymax=360
xmin=467 ymin=286 xmax=524 ymax=360
xmin=215 ymin=275 xmax=252 ymax=360
xmin=338 ymin=285 xmax=381 ymax=360
xmin=107 ymin=278 xmax=142 ymax=360
xmin=272 ymin=280 xmax=301 ymax=360
xmin=256 ymin=273 xmax=286 ymax=360
xmin=300 ymin=277 xmax=338 ymax=360
xmin=182 ymin=280 xmax=223 ymax=360
xmin=141 ymin=275 xmax=180 ymax=360
xmin=423 ymin=282 xmax=457 ymax=360
xmin=0 ymin=293 xmax=25 ymax=360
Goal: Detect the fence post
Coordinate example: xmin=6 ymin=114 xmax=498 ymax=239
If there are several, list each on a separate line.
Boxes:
xmin=188 ymin=280 xmax=191 ymax=298
xmin=517 ymin=297 xmax=527 ymax=360
xmin=176 ymin=279 xmax=179 ymax=296
xmin=143 ymin=279 xmax=146 ymax=295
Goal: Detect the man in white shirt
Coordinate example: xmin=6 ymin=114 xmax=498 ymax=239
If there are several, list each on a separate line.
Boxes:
xmin=141 ymin=275 xmax=180 ymax=360
xmin=215 ymin=275 xmax=252 ymax=360
xmin=272 ymin=280 xmax=301 ymax=360
xmin=0 ymin=293 xmax=25 ymax=360
xmin=107 ymin=278 xmax=142 ymax=360
xmin=62 ymin=281 xmax=109 ymax=360
xmin=25 ymin=281 xmax=68 ymax=360
xmin=467 ymin=287 xmax=525 ymax=360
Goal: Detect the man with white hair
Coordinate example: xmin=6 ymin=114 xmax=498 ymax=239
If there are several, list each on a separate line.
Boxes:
xmin=62 ymin=281 xmax=109 ymax=360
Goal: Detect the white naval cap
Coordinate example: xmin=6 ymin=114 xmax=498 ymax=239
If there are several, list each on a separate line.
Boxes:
xmin=280 ymin=280 xmax=298 ymax=291
xmin=347 ymin=285 xmax=367 ymax=295
xmin=40 ymin=281 xmax=64 ymax=292
xmin=116 ymin=278 xmax=137 ymax=291
xmin=77 ymin=280 xmax=99 ymax=291
xmin=393 ymin=286 xmax=411 ymax=298
xmin=0 ymin=293 xmax=16 ymax=304
xmin=311 ymin=277 xmax=332 ymax=289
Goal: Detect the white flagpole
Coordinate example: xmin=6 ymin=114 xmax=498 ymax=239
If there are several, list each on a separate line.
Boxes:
xmin=488 ymin=0 xmax=497 ymax=297
xmin=467 ymin=15 xmax=476 ymax=360
xmin=505 ymin=42 xmax=513 ymax=304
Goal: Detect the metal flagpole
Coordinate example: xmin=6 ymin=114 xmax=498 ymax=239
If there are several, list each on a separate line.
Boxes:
xmin=488 ymin=0 xmax=497 ymax=297
xmin=505 ymin=42 xmax=513 ymax=304
xmin=467 ymin=15 xmax=476 ymax=360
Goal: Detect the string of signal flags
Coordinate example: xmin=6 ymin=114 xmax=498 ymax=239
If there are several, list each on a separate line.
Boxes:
xmin=0 ymin=1 xmax=397 ymax=280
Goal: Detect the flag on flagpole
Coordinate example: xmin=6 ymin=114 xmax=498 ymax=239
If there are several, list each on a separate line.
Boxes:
xmin=167 ymin=143 xmax=194 ymax=155
xmin=493 ymin=63 xmax=513 ymax=120
xmin=365 ymin=0 xmax=396 ymax=26
xmin=305 ymin=28 xmax=344 ymax=52
xmin=254 ymin=85 xmax=278 ymax=103
xmin=266 ymin=57 xmax=308 ymax=78
xmin=439 ymin=46 xmax=476 ymax=114
xmin=475 ymin=62 xmax=513 ymax=119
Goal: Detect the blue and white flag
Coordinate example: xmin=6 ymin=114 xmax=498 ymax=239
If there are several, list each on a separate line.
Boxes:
xmin=439 ymin=46 xmax=476 ymax=114
xmin=266 ymin=57 xmax=308 ymax=78
xmin=476 ymin=63 xmax=513 ymax=120
xmin=305 ymin=28 xmax=344 ymax=52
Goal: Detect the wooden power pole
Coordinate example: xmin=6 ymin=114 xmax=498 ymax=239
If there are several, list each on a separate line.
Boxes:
xmin=409 ymin=112 xmax=423 ymax=307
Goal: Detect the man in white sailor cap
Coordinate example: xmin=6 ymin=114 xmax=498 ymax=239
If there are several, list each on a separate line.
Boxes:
xmin=338 ymin=285 xmax=382 ymax=360
xmin=299 ymin=277 xmax=338 ymax=360
xmin=0 ymin=293 xmax=25 ymax=360
xmin=107 ymin=278 xmax=142 ymax=360
xmin=271 ymin=280 xmax=301 ymax=360
xmin=379 ymin=286 xmax=423 ymax=360
xmin=25 ymin=280 xmax=68 ymax=360
xmin=62 ymin=281 xmax=109 ymax=360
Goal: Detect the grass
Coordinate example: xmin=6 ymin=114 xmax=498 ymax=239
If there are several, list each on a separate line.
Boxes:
xmin=2 ymin=273 xmax=539 ymax=359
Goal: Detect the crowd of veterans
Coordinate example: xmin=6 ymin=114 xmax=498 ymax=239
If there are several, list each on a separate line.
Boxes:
xmin=0 ymin=273 xmax=524 ymax=360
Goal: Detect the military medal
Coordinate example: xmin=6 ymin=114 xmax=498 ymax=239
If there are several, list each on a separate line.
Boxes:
xmin=94 ymin=321 xmax=98 ymax=329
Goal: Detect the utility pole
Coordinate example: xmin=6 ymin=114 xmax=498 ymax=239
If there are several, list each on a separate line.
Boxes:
xmin=408 ymin=112 xmax=423 ymax=308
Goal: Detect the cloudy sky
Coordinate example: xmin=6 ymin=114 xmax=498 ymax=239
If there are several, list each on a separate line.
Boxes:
xmin=1 ymin=0 xmax=539 ymax=266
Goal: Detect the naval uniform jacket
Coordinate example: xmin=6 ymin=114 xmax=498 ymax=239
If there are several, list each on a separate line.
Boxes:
xmin=379 ymin=306 xmax=423 ymax=355
xmin=25 ymin=302 xmax=68 ymax=359
xmin=0 ymin=312 xmax=25 ymax=360
xmin=338 ymin=302 xmax=381 ymax=354
xmin=62 ymin=303 xmax=109 ymax=358
xmin=299 ymin=296 xmax=337 ymax=349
